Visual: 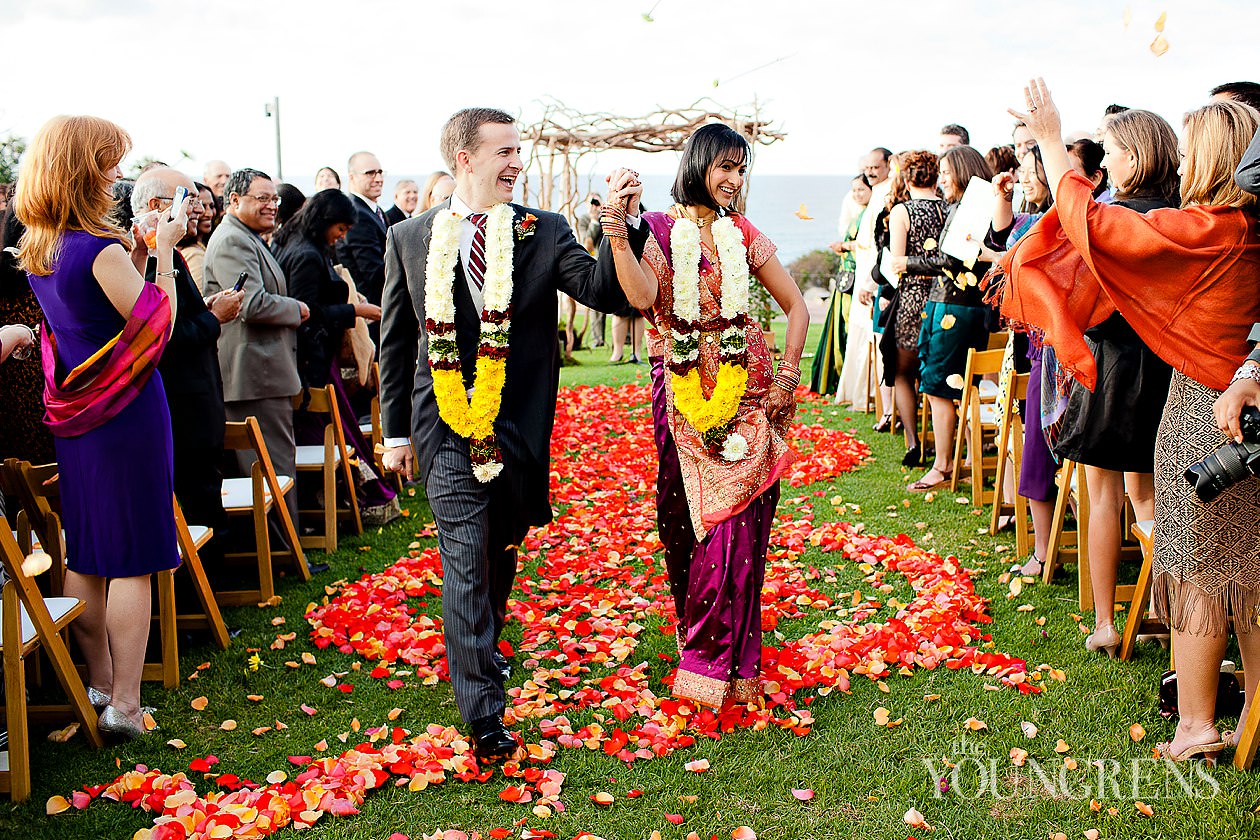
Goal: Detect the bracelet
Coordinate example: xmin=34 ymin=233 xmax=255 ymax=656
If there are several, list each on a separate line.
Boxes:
xmin=773 ymin=376 xmax=798 ymax=393
xmin=1231 ymin=361 xmax=1260 ymax=385
xmin=155 ymin=269 xmax=177 ymax=279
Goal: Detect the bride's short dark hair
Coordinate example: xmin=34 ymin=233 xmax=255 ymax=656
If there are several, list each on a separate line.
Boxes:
xmin=671 ymin=123 xmax=749 ymax=213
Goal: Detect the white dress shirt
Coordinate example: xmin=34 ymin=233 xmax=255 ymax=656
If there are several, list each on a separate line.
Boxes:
xmin=351 ymin=191 xmax=382 ymax=215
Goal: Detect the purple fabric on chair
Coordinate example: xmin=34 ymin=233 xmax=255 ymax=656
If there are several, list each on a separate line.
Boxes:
xmin=1018 ymin=345 xmax=1058 ymax=502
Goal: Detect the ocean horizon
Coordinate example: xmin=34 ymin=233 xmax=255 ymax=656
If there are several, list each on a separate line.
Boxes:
xmin=285 ymin=173 xmax=854 ymax=266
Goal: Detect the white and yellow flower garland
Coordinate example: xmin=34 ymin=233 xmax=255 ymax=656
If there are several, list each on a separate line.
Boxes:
xmin=666 ymin=213 xmax=752 ymax=460
xmin=424 ymin=203 xmax=515 ymax=482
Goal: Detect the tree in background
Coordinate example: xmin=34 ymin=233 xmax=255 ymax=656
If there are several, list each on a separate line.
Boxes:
xmin=0 ymin=133 xmax=27 ymax=184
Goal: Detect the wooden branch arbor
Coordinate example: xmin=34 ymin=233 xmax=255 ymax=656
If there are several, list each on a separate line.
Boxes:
xmin=518 ymin=98 xmax=785 ymax=224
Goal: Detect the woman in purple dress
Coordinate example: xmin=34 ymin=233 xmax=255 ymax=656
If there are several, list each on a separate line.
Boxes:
xmin=15 ymin=115 xmax=189 ymax=738
xmin=602 ymin=124 xmax=809 ymax=708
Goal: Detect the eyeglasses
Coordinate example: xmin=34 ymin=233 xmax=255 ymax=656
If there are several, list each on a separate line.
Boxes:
xmin=159 ymin=195 xmax=206 ymax=210
xmin=355 ymin=169 xmax=385 ymax=178
xmin=243 ymin=193 xmax=282 ymax=206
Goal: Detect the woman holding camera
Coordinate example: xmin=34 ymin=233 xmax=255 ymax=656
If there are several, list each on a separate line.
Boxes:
xmin=1002 ymin=80 xmax=1260 ymax=763
xmin=16 ymin=115 xmax=188 ymax=738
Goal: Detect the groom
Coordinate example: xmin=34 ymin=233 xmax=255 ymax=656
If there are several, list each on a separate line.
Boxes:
xmin=379 ymin=107 xmax=647 ymax=761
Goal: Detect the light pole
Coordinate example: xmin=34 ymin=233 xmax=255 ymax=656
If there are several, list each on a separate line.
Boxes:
xmin=264 ymin=97 xmax=283 ymax=180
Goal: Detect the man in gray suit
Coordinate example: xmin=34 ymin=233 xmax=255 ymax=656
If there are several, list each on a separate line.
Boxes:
xmin=379 ymin=107 xmax=646 ymax=762
xmin=203 ymin=168 xmax=309 ymax=522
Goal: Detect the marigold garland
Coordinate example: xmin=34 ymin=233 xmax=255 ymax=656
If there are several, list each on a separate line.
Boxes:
xmin=665 ymin=213 xmax=753 ymax=458
xmin=424 ymin=203 xmax=516 ymax=482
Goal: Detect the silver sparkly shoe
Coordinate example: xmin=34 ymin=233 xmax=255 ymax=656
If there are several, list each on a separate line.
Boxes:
xmin=86 ymin=687 xmax=111 ymax=709
xmin=97 ymin=705 xmax=146 ymax=739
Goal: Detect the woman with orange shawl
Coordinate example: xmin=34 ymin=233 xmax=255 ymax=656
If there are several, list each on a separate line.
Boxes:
xmin=998 ymin=79 xmax=1260 ymax=764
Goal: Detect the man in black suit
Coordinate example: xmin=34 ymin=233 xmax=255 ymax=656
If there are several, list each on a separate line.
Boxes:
xmin=379 ymin=107 xmax=646 ymax=762
xmin=336 ymin=151 xmax=388 ymax=308
xmin=385 ymin=179 xmax=418 ymax=226
xmin=132 ymin=168 xmax=243 ymax=535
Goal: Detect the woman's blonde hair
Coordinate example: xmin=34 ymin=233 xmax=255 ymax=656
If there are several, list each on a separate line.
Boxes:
xmin=15 ymin=115 xmax=131 ymax=276
xmin=1103 ymin=109 xmax=1181 ymax=205
xmin=1180 ymin=100 xmax=1260 ymax=210
xmin=419 ymin=170 xmax=454 ymax=213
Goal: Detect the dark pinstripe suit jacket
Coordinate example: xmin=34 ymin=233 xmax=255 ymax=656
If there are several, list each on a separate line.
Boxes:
xmin=379 ymin=200 xmax=646 ymax=526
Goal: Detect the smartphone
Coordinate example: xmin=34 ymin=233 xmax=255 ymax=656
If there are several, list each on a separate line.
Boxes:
xmin=233 ymin=271 xmax=248 ymax=293
xmin=171 ymin=185 xmax=188 ymax=208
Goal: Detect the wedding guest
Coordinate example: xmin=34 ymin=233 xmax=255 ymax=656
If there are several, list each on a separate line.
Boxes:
xmin=379 ymin=107 xmax=646 ymax=760
xmin=336 ymin=151 xmax=388 ymax=309
xmin=132 ymin=168 xmax=242 ymax=536
xmin=275 ymin=183 xmax=306 ymax=231
xmin=608 ymin=305 xmax=644 ymax=364
xmin=815 ymin=173 xmax=871 ymax=398
xmin=1211 ymin=81 xmax=1260 ymax=111
xmin=272 ymin=189 xmax=396 ymax=520
xmin=203 ymin=159 xmax=231 ymax=197
xmin=1012 ymin=122 xmax=1037 ymax=160
xmin=417 ymin=170 xmax=456 ymax=215
xmin=1238 ymin=123 xmax=1260 ymax=195
xmin=605 ymin=122 xmax=808 ymax=709
xmin=0 ymin=207 xmax=53 ymax=464
xmin=314 ymin=166 xmax=342 ymax=191
xmin=385 ymin=179 xmax=418 ymax=226
xmin=579 ymin=193 xmax=607 ymax=347
xmin=987 ymin=145 xmax=1055 ymax=575
xmin=939 ymin=123 xmax=969 ymax=154
xmin=883 ymin=150 xmax=947 ymax=467
xmin=203 ymin=168 xmax=309 ymax=523
xmin=1003 ymin=83 xmax=1260 ymax=762
xmin=16 ymin=115 xmax=189 ymax=738
xmin=1066 ymin=137 xmax=1109 ymax=199
xmin=898 ymin=146 xmax=994 ymax=491
xmin=1051 ymin=109 xmax=1180 ymax=656
xmin=987 ymin=145 xmax=1019 ymax=179
xmin=178 ymin=181 xmax=215 ymax=290
xmin=849 ymin=147 xmax=896 ymax=423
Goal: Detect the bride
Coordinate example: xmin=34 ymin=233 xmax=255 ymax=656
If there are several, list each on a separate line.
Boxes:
xmin=601 ymin=124 xmax=809 ymax=708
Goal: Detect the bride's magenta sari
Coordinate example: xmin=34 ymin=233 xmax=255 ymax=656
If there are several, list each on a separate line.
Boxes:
xmin=641 ymin=211 xmax=795 ymax=708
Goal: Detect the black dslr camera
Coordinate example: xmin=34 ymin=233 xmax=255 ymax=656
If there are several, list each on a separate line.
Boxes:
xmin=1184 ymin=406 xmax=1260 ymax=502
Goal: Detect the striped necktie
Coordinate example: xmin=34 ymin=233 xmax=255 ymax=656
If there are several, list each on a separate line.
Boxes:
xmin=467 ymin=213 xmax=488 ymax=291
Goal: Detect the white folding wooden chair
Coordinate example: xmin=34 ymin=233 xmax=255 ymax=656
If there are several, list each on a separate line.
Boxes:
xmin=219 ymin=417 xmax=310 ymax=606
xmin=0 ymin=520 xmax=103 ymax=801
xmin=293 ymin=385 xmax=362 ymax=552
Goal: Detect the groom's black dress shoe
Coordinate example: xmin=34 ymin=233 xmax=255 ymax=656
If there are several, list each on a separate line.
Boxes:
xmin=492 ymin=651 xmax=513 ymax=682
xmin=470 ymin=715 xmax=519 ymax=763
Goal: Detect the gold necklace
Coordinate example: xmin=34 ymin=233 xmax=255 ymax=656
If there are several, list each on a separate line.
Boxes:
xmin=673 ymin=204 xmax=718 ymax=229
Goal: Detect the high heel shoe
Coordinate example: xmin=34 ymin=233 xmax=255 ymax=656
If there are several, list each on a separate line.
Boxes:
xmin=87 ymin=686 xmax=111 ymax=709
xmin=873 ymin=412 xmax=894 ymax=433
xmin=1155 ymin=739 xmax=1227 ymax=764
xmin=1084 ymin=624 xmax=1121 ymax=658
xmin=901 ymin=446 xmax=922 ymax=467
xmin=98 ymin=704 xmax=147 ymax=740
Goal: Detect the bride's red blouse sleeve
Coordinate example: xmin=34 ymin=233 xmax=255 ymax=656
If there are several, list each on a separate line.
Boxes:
xmin=734 ymin=215 xmax=777 ymax=272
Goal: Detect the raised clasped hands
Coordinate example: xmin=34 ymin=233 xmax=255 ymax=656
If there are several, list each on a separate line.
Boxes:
xmin=1007 ymin=77 xmax=1062 ymax=145
xmin=605 ymin=167 xmax=643 ymax=217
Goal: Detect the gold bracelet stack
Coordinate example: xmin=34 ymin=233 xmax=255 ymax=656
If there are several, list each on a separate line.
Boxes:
xmin=600 ymin=204 xmax=629 ymax=239
xmin=773 ymin=360 xmax=801 ymax=392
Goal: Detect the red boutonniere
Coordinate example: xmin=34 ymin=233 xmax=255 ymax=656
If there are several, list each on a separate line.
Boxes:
xmin=515 ymin=213 xmax=538 ymax=240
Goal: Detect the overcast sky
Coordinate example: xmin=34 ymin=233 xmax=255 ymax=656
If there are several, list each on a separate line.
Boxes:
xmin=4 ymin=0 xmax=1258 ymax=186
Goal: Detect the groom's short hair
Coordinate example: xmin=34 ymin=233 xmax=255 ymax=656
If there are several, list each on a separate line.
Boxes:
xmin=440 ymin=107 xmax=516 ymax=172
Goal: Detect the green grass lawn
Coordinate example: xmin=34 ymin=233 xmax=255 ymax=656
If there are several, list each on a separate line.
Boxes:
xmin=5 ymin=320 xmax=1259 ymax=840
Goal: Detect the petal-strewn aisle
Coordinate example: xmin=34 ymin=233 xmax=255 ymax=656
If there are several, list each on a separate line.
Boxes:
xmin=50 ymin=385 xmax=1034 ymax=839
